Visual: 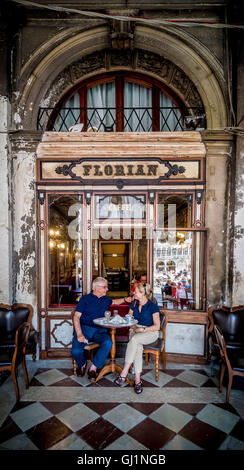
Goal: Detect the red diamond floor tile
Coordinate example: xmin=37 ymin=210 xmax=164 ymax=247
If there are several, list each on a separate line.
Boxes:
xmin=26 ymin=416 xmax=72 ymax=450
xmin=29 ymin=377 xmax=45 ymax=387
xmin=84 ymin=402 xmax=121 ymax=415
xmin=214 ymin=402 xmax=240 ymax=416
xmin=56 ymin=368 xmax=74 ymax=376
xmin=127 ymin=402 xmax=163 ymax=415
xmin=201 ymin=379 xmax=218 ymax=387
xmin=179 ymin=417 xmax=227 ymax=450
xmin=163 ymin=378 xmax=196 ymax=387
xmin=128 ymin=417 xmax=175 ymax=449
xmin=41 ymin=402 xmax=79 ymax=415
xmin=230 ymin=419 xmax=244 ymax=442
xmin=162 ymin=369 xmax=185 ymax=377
xmin=10 ymin=401 xmax=35 ymax=413
xmin=50 ymin=377 xmax=83 ymax=387
xmin=0 ymin=416 xmax=22 ymax=444
xmin=76 ymin=417 xmax=123 ymax=449
xmin=169 ymin=403 xmax=206 ymax=416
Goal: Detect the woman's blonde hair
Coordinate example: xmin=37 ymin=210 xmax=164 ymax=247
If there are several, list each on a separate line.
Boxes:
xmin=134 ymin=282 xmax=152 ymax=299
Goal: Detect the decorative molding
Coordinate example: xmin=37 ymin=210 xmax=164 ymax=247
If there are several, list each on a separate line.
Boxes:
xmin=42 ymin=48 xmax=203 ymax=115
xmin=51 ymin=319 xmax=73 ymax=348
xmin=164 ymin=161 xmax=186 ymax=179
xmin=38 ymin=220 xmax=46 ymax=230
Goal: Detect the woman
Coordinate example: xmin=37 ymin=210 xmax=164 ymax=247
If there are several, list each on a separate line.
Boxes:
xmin=114 ymin=283 xmax=160 ymax=394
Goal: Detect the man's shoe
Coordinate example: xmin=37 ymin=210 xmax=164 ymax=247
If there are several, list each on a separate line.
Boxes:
xmin=88 ymin=368 xmax=98 ymax=381
xmin=76 ymin=361 xmax=87 ymax=377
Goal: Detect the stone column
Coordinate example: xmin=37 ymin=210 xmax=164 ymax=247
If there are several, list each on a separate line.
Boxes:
xmin=232 ymin=44 xmax=244 ymax=306
xmin=10 ymin=131 xmax=42 ymax=329
xmin=202 ymin=131 xmax=233 ymax=306
xmin=0 ymin=96 xmax=13 ymax=304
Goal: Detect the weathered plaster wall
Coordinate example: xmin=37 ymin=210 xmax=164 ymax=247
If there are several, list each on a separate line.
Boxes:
xmin=232 ymin=43 xmax=244 ymax=305
xmin=10 ymin=133 xmax=41 ymax=330
xmin=0 ymin=95 xmax=13 ymax=304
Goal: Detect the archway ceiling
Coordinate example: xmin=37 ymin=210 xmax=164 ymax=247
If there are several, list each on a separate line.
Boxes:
xmin=16 ymin=25 xmax=228 ymax=129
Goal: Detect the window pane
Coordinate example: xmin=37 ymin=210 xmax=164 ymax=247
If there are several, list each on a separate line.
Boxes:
xmin=160 ymin=92 xmax=183 ymax=131
xmin=94 ymin=194 xmax=146 ymax=219
xmin=87 ymin=82 xmax=115 ymax=131
xmin=54 ymin=93 xmax=80 ymax=131
xmin=157 ymin=194 xmax=191 ymax=228
xmin=48 ymin=194 xmax=83 ymax=306
xmin=124 ymin=82 xmax=152 ymax=131
xmin=153 ymin=230 xmax=206 ymax=311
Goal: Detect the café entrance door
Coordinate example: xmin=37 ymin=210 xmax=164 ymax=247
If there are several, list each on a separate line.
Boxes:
xmin=99 ymin=241 xmax=132 ymax=296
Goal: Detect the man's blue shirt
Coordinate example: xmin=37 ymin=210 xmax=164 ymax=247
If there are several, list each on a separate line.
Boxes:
xmin=130 ymin=299 xmax=159 ymax=326
xmin=76 ymin=292 xmax=112 ymax=327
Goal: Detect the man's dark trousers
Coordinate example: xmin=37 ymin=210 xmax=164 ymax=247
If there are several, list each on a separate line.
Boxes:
xmin=71 ymin=325 xmax=113 ymax=368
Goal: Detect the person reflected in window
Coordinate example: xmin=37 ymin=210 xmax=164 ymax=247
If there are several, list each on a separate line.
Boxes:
xmin=130 ymin=272 xmax=147 ymax=295
xmin=114 ymin=283 xmax=160 ymax=394
xmin=176 ymin=281 xmax=187 ymax=309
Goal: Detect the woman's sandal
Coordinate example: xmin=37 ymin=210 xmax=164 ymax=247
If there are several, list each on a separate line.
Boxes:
xmin=114 ymin=375 xmax=126 ymax=386
xmin=134 ymin=381 xmax=143 ymax=394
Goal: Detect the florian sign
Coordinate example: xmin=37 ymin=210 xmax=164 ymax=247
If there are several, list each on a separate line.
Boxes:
xmin=40 ymin=158 xmax=201 ymax=186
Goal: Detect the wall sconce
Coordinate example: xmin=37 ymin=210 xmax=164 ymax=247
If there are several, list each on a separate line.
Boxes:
xmin=85 ymin=191 xmax=92 ymax=205
xmin=148 ymin=191 xmax=155 ymax=204
xmin=38 ymin=191 xmax=45 ymax=205
xmin=196 ymin=190 xmax=203 ymax=205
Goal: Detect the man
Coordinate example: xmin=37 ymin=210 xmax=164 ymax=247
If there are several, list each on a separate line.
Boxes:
xmin=71 ymin=277 xmax=131 ymax=380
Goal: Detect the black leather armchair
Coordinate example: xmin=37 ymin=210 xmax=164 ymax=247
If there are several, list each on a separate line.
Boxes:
xmin=208 ymin=305 xmax=244 ymax=375
xmin=0 ymin=303 xmax=39 ymax=360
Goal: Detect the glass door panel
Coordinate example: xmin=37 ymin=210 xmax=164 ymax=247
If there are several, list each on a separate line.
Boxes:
xmin=48 ymin=194 xmax=83 ymax=306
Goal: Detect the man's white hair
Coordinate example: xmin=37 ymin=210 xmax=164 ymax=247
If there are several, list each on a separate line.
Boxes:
xmin=92 ymin=277 xmax=107 ymax=290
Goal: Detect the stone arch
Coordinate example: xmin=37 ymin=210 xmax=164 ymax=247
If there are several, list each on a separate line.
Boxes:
xmin=15 ymin=25 xmax=228 ymax=130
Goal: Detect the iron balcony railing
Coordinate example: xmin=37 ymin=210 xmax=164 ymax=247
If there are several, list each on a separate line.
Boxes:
xmin=37 ymin=107 xmax=206 ymax=132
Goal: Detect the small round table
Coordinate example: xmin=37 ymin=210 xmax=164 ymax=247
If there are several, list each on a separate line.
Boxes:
xmin=93 ymin=317 xmax=138 ymax=385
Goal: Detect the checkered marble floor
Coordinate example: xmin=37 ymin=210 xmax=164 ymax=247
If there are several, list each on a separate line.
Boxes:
xmin=0 ymin=359 xmax=244 ymax=451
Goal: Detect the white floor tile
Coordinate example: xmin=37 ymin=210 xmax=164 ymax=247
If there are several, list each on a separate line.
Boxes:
xmin=57 ymin=403 xmax=99 ymax=431
xmin=103 ymin=403 xmax=145 ymax=432
xmin=219 ymin=435 xmax=244 ymax=450
xmin=0 ymin=433 xmax=39 ymax=450
xmin=150 ymin=403 xmax=192 ymax=433
xmin=177 ymin=370 xmax=208 ymax=387
xmin=105 ymin=434 xmax=147 ymax=450
xmin=10 ymin=402 xmax=53 ymax=432
xmin=49 ymin=433 xmax=93 ymax=450
xmin=162 ymin=434 xmax=202 ymax=450
xmin=197 ymin=404 xmax=240 ymax=434
xmin=141 ymin=370 xmax=173 ymax=387
xmin=35 ymin=369 xmax=67 ymax=386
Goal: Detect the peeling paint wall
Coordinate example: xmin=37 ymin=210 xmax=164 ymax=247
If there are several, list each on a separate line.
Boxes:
xmin=0 ymin=95 xmax=13 ymax=304
xmin=11 ymin=134 xmax=40 ymax=330
xmin=232 ymin=40 xmax=244 ymax=306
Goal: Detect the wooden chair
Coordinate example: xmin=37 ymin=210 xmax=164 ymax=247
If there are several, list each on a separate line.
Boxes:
xmin=71 ymin=310 xmax=100 ymax=375
xmin=214 ymin=325 xmax=244 ymax=403
xmin=0 ymin=322 xmax=30 ymax=402
xmin=143 ymin=313 xmax=167 ymax=381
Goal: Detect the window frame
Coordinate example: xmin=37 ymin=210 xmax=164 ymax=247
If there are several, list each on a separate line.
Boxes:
xmin=47 ymin=71 xmax=186 ymax=132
